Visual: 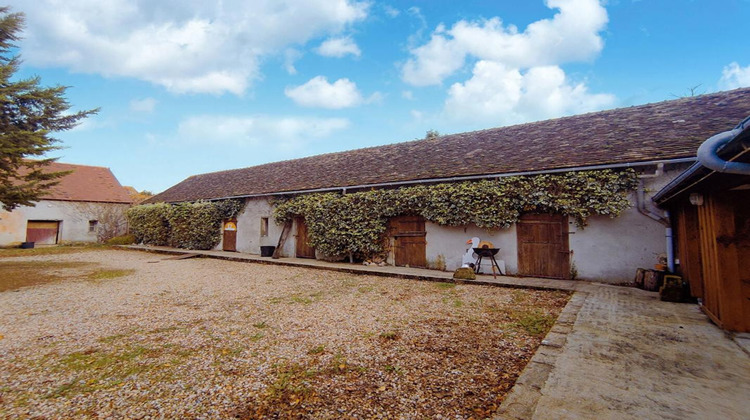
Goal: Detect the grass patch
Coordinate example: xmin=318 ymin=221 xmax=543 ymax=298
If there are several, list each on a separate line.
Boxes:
xmin=0 ymin=257 xmax=134 ymax=292
xmin=48 ymin=344 xmax=165 ymax=398
xmin=436 ymin=282 xmax=456 ymax=290
xmin=442 ymin=296 xmax=465 ymax=308
xmin=253 ymin=321 xmax=269 ymax=329
xmin=513 ymin=308 xmax=556 ymax=337
xmin=384 ymin=364 xmax=403 ymax=374
xmin=379 ymin=331 xmax=400 ymax=341
xmin=291 ymin=295 xmax=314 ymax=304
xmin=0 ymin=244 xmax=106 ymax=258
xmin=264 ymin=362 xmax=317 ymax=403
xmin=511 ymin=289 xmax=530 ymax=303
xmin=98 ymin=333 xmax=128 ymax=344
xmin=0 ymin=261 xmax=94 ymax=292
xmin=307 ymin=345 xmax=326 ymax=355
xmin=285 ymin=292 xmax=323 ymax=305
xmin=87 ymin=269 xmax=135 ymax=281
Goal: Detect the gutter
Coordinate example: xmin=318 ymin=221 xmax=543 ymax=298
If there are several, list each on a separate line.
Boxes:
xmin=654 ymin=117 xmax=750 ymax=205
xmin=696 ymin=119 xmax=750 ymax=175
xmin=184 ymin=157 xmax=696 ymax=203
xmin=651 ymin=116 xmax=750 ymax=273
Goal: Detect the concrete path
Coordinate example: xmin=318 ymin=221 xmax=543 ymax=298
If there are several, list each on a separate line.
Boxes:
xmin=121 ymin=245 xmax=750 ymax=419
xmin=498 ymin=283 xmax=750 ymax=419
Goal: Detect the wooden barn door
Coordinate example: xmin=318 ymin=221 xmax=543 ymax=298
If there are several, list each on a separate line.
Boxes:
xmin=517 ymin=214 xmax=570 ymax=279
xmin=675 ymin=205 xmax=703 ymax=298
xmin=222 ymin=220 xmax=237 ymax=252
xmin=295 ymin=218 xmax=316 ymax=258
xmin=698 ymin=191 xmax=750 ymax=332
xmin=390 ymin=215 xmax=427 ymax=268
xmin=26 ymin=221 xmax=60 ymax=245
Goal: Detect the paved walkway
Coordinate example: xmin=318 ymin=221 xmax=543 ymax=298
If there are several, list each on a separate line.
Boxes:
xmin=121 ymin=245 xmax=750 ymax=419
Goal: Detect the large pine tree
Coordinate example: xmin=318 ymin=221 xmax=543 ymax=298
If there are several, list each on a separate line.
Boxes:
xmin=0 ymin=7 xmax=97 ymax=211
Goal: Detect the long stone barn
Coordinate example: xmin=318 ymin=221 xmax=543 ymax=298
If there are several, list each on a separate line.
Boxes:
xmin=144 ymin=87 xmax=750 ymax=284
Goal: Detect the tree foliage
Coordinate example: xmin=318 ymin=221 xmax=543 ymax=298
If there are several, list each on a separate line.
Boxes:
xmin=127 ymin=200 xmax=244 ymax=250
xmin=274 ymin=169 xmax=638 ymax=260
xmin=0 ymin=7 xmax=98 ymax=211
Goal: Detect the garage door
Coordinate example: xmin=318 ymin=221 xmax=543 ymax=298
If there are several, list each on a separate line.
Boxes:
xmin=26 ymin=221 xmax=60 ymax=244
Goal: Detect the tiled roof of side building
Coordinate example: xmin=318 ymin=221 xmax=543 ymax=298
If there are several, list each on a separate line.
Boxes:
xmin=148 ymin=87 xmax=750 ymax=204
xmin=38 ymin=162 xmax=133 ymax=203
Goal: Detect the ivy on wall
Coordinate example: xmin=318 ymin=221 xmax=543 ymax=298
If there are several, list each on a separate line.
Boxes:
xmin=127 ymin=199 xmax=244 ymax=250
xmin=274 ymin=169 xmax=638 ymax=260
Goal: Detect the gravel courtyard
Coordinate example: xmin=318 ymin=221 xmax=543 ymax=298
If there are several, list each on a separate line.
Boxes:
xmin=0 ymin=249 xmax=569 ymax=419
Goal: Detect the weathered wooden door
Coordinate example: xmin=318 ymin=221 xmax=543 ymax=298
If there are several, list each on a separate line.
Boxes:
xmin=517 ymin=213 xmax=570 ymax=279
xmin=222 ymin=220 xmax=237 ymax=252
xmin=698 ymin=191 xmax=750 ymax=332
xmin=26 ymin=221 xmax=60 ymax=244
xmin=295 ymin=218 xmax=316 ymax=258
xmin=390 ymin=215 xmax=427 ymax=268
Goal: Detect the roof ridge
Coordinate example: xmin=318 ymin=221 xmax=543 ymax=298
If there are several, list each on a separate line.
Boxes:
xmin=147 ymin=87 xmax=750 ymax=203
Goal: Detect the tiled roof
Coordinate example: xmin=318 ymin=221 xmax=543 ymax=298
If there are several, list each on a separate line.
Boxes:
xmin=149 ymin=88 xmax=750 ymax=204
xmin=37 ymin=162 xmax=133 ymax=203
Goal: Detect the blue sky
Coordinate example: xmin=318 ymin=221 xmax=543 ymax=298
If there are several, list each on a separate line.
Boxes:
xmin=9 ymin=0 xmax=750 ymax=193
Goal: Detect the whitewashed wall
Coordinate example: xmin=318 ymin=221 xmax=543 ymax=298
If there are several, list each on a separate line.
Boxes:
xmin=216 ymin=163 xmax=690 ymax=284
xmin=216 ymin=197 xmax=293 ymax=257
xmin=422 ymin=163 xmax=691 ymax=283
xmin=0 ymin=200 xmax=130 ymax=246
xmin=425 ymin=223 xmax=517 ymax=274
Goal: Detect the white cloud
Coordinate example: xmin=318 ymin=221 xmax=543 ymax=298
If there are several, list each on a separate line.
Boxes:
xmin=285 ymin=76 xmax=363 ymax=109
xmin=365 ymin=91 xmax=385 ymax=105
xmin=400 ymin=0 xmax=612 ymax=125
xmin=130 ymin=97 xmax=158 ymax=113
xmin=283 ymin=49 xmax=303 ymax=75
xmin=177 ymin=115 xmax=350 ymax=150
xmin=383 ymin=5 xmax=400 ymax=18
xmin=10 ymin=0 xmax=369 ymax=95
xmin=315 ymin=36 xmax=362 ymax=58
xmin=402 ymin=0 xmax=608 ymax=86
xmin=719 ymin=62 xmax=750 ymax=90
xmin=402 ymin=90 xmax=414 ymax=100
xmin=444 ymin=61 xmax=615 ymax=125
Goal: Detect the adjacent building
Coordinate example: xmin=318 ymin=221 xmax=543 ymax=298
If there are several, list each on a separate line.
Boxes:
xmin=654 ymin=116 xmax=750 ymax=332
xmin=0 ymin=162 xmax=133 ymax=246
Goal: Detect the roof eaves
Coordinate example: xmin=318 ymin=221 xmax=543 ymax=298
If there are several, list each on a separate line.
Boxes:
xmin=654 ymin=117 xmax=750 ymax=205
xmin=155 ymin=157 xmax=696 ymax=204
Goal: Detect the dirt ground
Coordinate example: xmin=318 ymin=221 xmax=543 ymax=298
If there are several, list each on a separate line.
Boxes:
xmin=0 ymin=249 xmax=570 ymax=419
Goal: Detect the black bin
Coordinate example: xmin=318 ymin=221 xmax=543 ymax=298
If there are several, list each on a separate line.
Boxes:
xmin=260 ymin=246 xmax=275 ymax=257
xmin=20 ymin=242 xmax=35 ymax=249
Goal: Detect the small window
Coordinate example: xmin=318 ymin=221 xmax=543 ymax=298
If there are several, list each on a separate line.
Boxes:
xmin=89 ymin=220 xmax=99 ymax=232
xmin=260 ymin=217 xmax=269 ymax=237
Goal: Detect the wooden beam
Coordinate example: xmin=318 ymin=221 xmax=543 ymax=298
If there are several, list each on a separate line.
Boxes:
xmin=272 ymin=220 xmax=292 ymax=259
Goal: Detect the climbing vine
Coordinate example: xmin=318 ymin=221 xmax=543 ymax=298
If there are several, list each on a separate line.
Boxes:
xmin=127 ymin=199 xmax=244 ymax=250
xmin=273 ymin=169 xmax=638 ymax=260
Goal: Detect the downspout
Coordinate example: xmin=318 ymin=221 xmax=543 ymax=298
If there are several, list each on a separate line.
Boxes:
xmin=636 ymin=163 xmax=675 ymax=272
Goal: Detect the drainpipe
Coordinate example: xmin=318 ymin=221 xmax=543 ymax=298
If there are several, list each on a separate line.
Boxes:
xmin=664 ymin=212 xmax=675 ymax=273
xmin=636 ymin=164 xmax=674 ymax=272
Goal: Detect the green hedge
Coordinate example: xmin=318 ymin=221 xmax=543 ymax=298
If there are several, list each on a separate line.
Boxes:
xmin=127 ymin=199 xmax=244 ymax=250
xmin=274 ymin=169 xmax=638 ymax=260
